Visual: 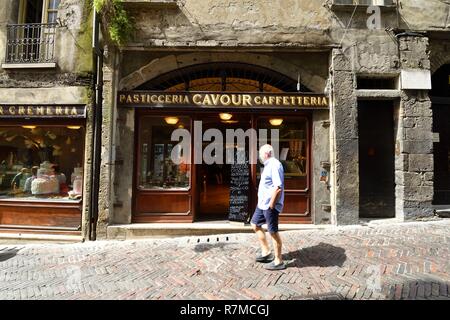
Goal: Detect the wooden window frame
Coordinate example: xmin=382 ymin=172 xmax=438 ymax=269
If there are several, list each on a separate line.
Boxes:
xmin=18 ymin=0 xmax=60 ymax=24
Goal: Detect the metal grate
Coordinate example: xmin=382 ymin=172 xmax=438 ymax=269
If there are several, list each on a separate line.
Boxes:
xmin=137 ymin=62 xmax=310 ymax=93
xmin=5 ymin=23 xmax=57 ymax=64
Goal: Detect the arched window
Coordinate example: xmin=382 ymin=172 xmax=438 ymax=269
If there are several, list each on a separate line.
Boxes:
xmin=136 ymin=63 xmax=310 ymax=93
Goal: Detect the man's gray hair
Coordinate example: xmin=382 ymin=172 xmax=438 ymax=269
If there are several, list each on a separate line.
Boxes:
xmin=259 ymin=144 xmax=274 ymax=158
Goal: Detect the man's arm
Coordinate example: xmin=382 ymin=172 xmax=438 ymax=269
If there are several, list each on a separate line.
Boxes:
xmin=269 ymin=162 xmax=284 ymax=210
xmin=269 ymin=186 xmax=282 ymax=210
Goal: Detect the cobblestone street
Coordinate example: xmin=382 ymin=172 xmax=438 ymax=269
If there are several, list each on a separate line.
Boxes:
xmin=0 ymin=220 xmax=449 ymax=300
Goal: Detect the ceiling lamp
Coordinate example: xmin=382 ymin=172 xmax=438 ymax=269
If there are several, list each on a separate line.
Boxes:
xmin=222 ymin=120 xmax=239 ymax=124
xmin=164 ymin=117 xmax=179 ymax=125
xmin=67 ymin=126 xmax=81 ymax=130
xmin=269 ymin=118 xmax=283 ymax=126
xmin=219 ymin=113 xmax=233 ymax=121
xmin=22 ymin=125 xmax=36 ymax=129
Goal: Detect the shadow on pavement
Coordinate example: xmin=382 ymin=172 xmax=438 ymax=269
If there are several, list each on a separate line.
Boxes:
xmin=0 ymin=248 xmax=20 ymax=262
xmin=283 ymin=242 xmax=346 ymax=268
xmin=193 ymin=242 xmax=232 ymax=253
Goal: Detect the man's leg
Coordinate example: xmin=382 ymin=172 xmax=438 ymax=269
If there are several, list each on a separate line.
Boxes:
xmin=269 ymin=232 xmax=283 ymax=265
xmin=250 ymin=208 xmax=271 ymax=256
xmin=265 ymin=208 xmax=284 ymax=267
xmin=252 ymin=224 xmax=271 ymax=256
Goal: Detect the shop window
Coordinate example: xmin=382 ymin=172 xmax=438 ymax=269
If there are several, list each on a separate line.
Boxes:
xmin=138 ymin=116 xmax=191 ymax=190
xmin=0 ymin=125 xmax=85 ymax=202
xmin=256 ymin=117 xmax=308 ymax=191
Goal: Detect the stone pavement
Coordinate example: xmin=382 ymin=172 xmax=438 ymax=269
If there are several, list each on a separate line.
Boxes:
xmin=0 ymin=220 xmax=449 ymax=300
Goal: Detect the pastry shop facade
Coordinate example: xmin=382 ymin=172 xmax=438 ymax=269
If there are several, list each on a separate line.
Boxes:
xmin=0 ymin=102 xmax=89 ymax=234
xmin=111 ymin=57 xmax=334 ymax=230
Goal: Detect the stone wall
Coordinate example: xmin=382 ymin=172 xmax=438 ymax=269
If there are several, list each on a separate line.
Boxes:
xmin=329 ymin=48 xmax=359 ymax=225
xmin=312 ymin=110 xmax=331 ymax=225
xmin=395 ymin=35 xmax=434 ymax=219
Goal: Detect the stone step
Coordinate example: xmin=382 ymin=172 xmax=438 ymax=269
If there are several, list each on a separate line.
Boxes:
xmin=107 ymin=222 xmax=331 ymax=240
xmin=0 ymin=232 xmax=82 ymax=244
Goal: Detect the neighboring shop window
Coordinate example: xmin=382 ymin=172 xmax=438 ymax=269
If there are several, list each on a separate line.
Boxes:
xmin=257 ymin=117 xmax=308 ymax=190
xmin=0 ymin=125 xmax=84 ymax=202
xmin=138 ymin=116 xmax=191 ymax=190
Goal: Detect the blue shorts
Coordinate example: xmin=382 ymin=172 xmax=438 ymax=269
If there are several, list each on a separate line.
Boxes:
xmin=250 ymin=207 xmax=280 ymax=234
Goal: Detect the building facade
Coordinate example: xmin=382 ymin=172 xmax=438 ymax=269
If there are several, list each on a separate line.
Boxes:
xmin=0 ymin=0 xmax=449 ymax=240
xmin=0 ymin=0 xmax=95 ymax=238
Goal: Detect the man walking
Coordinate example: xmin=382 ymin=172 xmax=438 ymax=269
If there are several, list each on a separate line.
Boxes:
xmin=251 ymin=144 xmax=285 ymax=270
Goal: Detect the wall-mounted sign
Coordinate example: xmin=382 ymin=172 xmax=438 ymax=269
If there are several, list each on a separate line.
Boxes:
xmin=118 ymin=91 xmax=329 ymax=109
xmin=0 ymin=105 xmax=86 ymax=118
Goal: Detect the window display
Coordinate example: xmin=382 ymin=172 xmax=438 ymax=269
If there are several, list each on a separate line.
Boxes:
xmin=138 ymin=116 xmax=190 ymax=190
xmin=0 ymin=125 xmax=85 ymax=202
xmin=257 ymin=117 xmax=308 ymax=190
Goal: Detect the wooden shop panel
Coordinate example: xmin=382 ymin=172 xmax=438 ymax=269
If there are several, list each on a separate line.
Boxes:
xmin=135 ymin=193 xmax=191 ymax=215
xmin=0 ymin=202 xmax=81 ymax=229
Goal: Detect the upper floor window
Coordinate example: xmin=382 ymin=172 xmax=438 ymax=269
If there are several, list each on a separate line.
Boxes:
xmin=18 ymin=0 xmax=61 ymax=24
xmin=2 ymin=0 xmax=60 ymax=66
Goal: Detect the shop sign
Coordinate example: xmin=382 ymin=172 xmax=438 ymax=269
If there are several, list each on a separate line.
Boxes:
xmin=118 ymin=91 xmax=329 ymax=109
xmin=0 ymin=105 xmax=86 ymax=118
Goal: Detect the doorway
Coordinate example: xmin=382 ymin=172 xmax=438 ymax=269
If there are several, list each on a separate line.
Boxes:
xmin=358 ymin=101 xmax=395 ymax=218
xmin=196 ymin=113 xmax=251 ymax=221
xmin=431 ymin=64 xmax=450 ymax=205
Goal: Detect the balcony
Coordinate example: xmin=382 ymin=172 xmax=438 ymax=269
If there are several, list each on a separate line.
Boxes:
xmin=122 ymin=0 xmax=178 ymax=8
xmin=2 ymin=23 xmax=58 ymax=69
xmin=331 ymin=0 xmax=397 ymax=12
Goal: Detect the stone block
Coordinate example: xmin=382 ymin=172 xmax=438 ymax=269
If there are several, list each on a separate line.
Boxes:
xmin=409 ymin=154 xmax=433 ymax=172
xmin=403 ymin=116 xmax=432 ymax=130
xmin=404 ymin=186 xmax=434 ymax=202
xmin=395 ymin=154 xmax=408 ymax=171
xmin=333 ymin=138 xmax=359 ymax=225
xmin=402 ymin=117 xmax=416 ymax=128
xmin=334 ymin=107 xmax=358 ymax=140
xmin=402 ymin=100 xmax=432 ymax=117
xmin=331 ymin=50 xmax=352 ymax=72
xmin=403 ymin=206 xmax=434 ymax=219
xmin=424 ymin=172 xmax=434 ymax=181
xmin=400 ymin=140 xmax=433 ymax=154
xmin=403 ymin=172 xmax=423 ymax=187
xmin=405 ymin=128 xmax=433 ymax=141
xmin=395 ymin=170 xmax=404 ymax=186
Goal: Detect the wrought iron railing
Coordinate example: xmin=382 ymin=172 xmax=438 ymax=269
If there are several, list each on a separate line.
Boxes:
xmin=5 ymin=23 xmax=57 ymax=64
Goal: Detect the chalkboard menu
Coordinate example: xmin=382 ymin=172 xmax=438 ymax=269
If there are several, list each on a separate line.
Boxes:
xmin=228 ymin=151 xmax=250 ymax=223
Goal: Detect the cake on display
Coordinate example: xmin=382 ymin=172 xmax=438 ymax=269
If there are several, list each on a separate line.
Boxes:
xmin=31 ymin=161 xmax=60 ymax=195
xmin=71 ymin=167 xmax=83 ymax=184
xmin=69 ymin=166 xmax=83 ymax=198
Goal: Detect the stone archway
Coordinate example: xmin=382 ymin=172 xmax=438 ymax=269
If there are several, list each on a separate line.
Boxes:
xmin=430 ymin=45 xmax=450 ymax=74
xmin=118 ymin=52 xmax=326 ymax=93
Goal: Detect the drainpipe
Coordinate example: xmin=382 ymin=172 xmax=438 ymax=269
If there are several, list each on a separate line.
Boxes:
xmin=89 ymin=9 xmax=103 ymax=241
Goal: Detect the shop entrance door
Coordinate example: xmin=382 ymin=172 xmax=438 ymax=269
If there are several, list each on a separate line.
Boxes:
xmin=432 ymin=102 xmax=450 ymax=204
xmin=358 ymin=101 xmax=395 ymax=218
xmin=196 ymin=114 xmax=251 ymax=221
xmin=431 ymin=64 xmax=450 ymax=205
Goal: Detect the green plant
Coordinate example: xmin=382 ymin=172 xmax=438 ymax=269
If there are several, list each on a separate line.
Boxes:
xmin=94 ymin=0 xmax=134 ymax=46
